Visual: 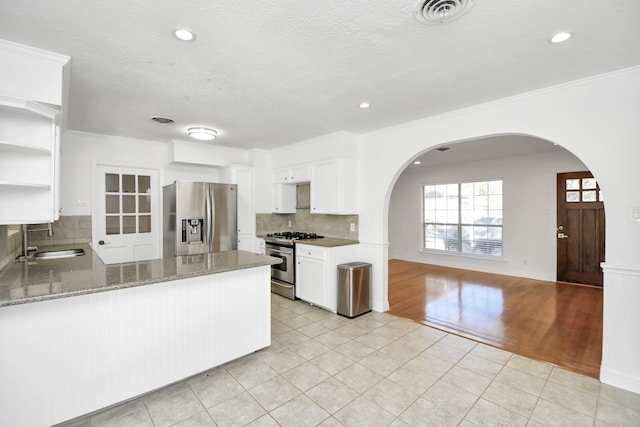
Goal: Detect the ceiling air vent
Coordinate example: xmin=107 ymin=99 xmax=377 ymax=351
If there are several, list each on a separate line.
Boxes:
xmin=414 ymin=0 xmax=476 ymax=25
xmin=151 ymin=116 xmax=174 ymax=125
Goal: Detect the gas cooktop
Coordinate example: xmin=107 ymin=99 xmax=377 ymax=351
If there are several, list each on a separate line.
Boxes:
xmin=264 ymin=231 xmax=323 ymax=245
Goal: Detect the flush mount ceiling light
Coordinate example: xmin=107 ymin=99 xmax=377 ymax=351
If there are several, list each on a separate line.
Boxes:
xmin=188 ymin=127 xmax=217 ymax=141
xmin=173 ymin=28 xmax=195 ymax=41
xmin=550 ymin=31 xmax=573 ymax=43
xmin=359 ymin=102 xmax=371 ymax=109
xmin=413 ymin=160 xmax=422 ymax=165
xmin=414 ymin=0 xmax=476 ymax=25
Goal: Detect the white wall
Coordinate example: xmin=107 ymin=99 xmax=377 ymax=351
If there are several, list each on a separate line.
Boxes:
xmin=61 ymin=131 xmax=223 ymax=216
xmin=389 ymin=147 xmax=586 ymax=281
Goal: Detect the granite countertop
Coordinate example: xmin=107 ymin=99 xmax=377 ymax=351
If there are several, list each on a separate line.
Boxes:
xmin=0 ymin=243 xmax=280 ymax=307
xmin=295 ymin=237 xmax=359 ymax=247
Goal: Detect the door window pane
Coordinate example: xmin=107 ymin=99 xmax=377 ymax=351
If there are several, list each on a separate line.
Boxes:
xmin=106 ymin=174 xmax=119 ymax=192
xmin=106 ymin=216 xmax=120 ymax=235
xmin=105 ymin=195 xmax=119 ymax=214
xmin=582 ymin=178 xmax=597 ymax=189
xmin=566 ymin=191 xmax=580 ymax=202
xmin=583 ymin=191 xmax=597 ymax=202
xmin=566 ymin=179 xmax=580 ymax=190
xmin=123 ymin=216 xmax=137 ymax=234
xmin=138 ymin=175 xmax=151 ymax=193
xmin=138 ymin=195 xmax=151 ymax=213
xmin=122 ymin=175 xmax=136 ymax=193
xmin=122 ymin=195 xmax=136 ymax=213
xmin=139 ymin=215 xmax=151 ymax=233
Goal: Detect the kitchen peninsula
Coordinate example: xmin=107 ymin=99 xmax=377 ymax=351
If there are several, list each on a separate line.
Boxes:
xmin=0 ymin=244 xmax=279 ymax=427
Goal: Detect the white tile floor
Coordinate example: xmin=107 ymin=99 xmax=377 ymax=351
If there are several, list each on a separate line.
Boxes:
xmin=62 ymin=294 xmax=640 ymax=427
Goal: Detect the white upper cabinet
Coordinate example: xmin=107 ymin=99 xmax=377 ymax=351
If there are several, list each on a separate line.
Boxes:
xmin=272 ymin=164 xmax=310 ymax=184
xmin=272 ymin=183 xmax=296 ymax=214
xmin=310 ymin=159 xmax=358 ymax=214
xmin=0 ymin=40 xmax=69 ymax=225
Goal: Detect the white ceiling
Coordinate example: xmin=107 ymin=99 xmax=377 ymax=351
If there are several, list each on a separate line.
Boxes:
xmin=411 ymin=135 xmax=565 ymax=167
xmin=1 ymin=0 xmax=639 ymax=150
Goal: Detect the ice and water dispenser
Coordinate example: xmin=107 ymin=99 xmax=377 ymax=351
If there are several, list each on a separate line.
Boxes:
xmin=182 ymin=218 xmax=204 ymax=244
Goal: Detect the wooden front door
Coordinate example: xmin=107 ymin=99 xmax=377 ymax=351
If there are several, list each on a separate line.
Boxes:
xmin=557 ymin=172 xmax=605 ymax=286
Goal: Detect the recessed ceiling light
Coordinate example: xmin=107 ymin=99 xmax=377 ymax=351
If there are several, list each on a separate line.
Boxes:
xmin=188 ymin=127 xmax=217 ymax=141
xmin=550 ymin=31 xmax=572 ymax=44
xmin=359 ymin=102 xmax=370 ymax=109
xmin=174 ymin=29 xmax=196 ymax=41
xmin=413 ymin=160 xmax=422 ymax=165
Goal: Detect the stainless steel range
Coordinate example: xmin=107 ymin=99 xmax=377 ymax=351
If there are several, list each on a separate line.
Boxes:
xmin=264 ymin=231 xmax=323 ymax=300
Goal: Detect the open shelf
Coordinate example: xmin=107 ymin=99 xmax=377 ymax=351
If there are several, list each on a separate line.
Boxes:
xmin=0 ymin=181 xmax=51 ymax=189
xmin=0 ymin=140 xmax=51 ymax=154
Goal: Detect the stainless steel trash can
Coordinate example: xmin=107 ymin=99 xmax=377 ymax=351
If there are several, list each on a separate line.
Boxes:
xmin=337 ymin=262 xmax=372 ymax=318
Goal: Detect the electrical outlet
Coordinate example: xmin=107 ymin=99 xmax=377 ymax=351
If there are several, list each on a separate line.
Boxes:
xmin=350 ymin=223 xmax=355 ymax=232
xmin=288 ymin=220 xmax=292 ymax=227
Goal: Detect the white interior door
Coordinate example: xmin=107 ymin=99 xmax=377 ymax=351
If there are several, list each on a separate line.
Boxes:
xmin=92 ymin=164 xmax=161 ymax=264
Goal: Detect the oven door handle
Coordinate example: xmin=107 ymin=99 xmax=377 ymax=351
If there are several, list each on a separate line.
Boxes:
xmin=268 ymin=248 xmax=293 ymax=255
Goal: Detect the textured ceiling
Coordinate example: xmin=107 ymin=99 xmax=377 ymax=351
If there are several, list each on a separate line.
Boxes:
xmin=1 ymin=0 xmax=639 ymax=150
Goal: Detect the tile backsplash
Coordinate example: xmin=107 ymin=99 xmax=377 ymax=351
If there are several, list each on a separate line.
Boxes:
xmin=256 ymin=184 xmax=359 ymax=239
xmin=0 ymin=225 xmax=22 ymax=271
xmin=27 ymin=215 xmax=92 ymax=247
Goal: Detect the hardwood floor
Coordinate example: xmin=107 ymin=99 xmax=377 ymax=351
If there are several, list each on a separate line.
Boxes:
xmin=387 ymin=259 xmax=603 ymax=378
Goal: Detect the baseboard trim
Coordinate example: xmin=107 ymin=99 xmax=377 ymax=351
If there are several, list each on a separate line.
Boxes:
xmin=600 ymin=366 xmax=640 ymax=394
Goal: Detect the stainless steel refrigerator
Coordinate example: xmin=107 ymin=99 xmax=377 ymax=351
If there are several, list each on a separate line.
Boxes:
xmin=163 ymin=181 xmax=237 ymax=257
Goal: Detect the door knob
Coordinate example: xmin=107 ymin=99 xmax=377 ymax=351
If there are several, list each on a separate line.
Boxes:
xmin=98 ymin=240 xmax=109 ymax=245
xmin=557 ymin=233 xmax=569 ymax=239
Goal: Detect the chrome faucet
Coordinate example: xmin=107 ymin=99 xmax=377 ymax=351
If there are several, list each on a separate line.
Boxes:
xmin=16 ymin=223 xmax=54 ymax=260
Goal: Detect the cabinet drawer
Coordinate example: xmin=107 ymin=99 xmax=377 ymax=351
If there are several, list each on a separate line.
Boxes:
xmin=296 ymin=245 xmax=327 ymax=260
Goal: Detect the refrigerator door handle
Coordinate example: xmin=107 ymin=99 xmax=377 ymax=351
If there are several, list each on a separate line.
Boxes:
xmin=206 ymin=185 xmax=214 ymax=252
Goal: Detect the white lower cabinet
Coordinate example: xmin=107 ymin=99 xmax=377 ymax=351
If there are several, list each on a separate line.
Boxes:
xmin=237 ymin=233 xmax=254 ymax=252
xmin=295 ymin=243 xmax=358 ymax=312
xmin=255 ymin=237 xmax=265 ymax=255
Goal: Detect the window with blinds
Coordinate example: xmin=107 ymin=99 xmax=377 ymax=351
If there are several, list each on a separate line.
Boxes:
xmin=423 ymin=179 xmax=503 ymax=257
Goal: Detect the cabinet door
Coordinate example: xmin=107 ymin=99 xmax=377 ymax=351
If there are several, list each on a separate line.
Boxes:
xmin=296 ymin=256 xmax=326 ymax=306
xmin=311 ymin=161 xmax=341 ymax=214
xmin=272 ymin=184 xmax=296 ymax=213
xmin=272 ymin=168 xmax=291 ymax=184
xmin=290 ymin=165 xmax=310 ymax=183
xmin=235 ymin=168 xmax=254 ymax=235
xmin=237 ymin=233 xmax=255 ymax=252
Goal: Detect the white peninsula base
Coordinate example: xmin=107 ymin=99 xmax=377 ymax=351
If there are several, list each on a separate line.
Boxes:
xmin=0 ymin=266 xmax=271 ymax=427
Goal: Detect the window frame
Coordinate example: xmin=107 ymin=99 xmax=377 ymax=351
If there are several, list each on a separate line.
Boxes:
xmin=422 ymin=178 xmax=504 ymax=258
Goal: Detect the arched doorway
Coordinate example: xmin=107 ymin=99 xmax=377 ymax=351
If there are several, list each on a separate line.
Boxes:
xmin=384 ymin=134 xmax=604 ymax=376
xmin=356 ymin=68 xmax=640 ymax=393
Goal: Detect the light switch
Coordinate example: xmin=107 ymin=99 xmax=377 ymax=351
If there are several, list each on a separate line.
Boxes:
xmin=632 ymin=208 xmax=640 ymax=222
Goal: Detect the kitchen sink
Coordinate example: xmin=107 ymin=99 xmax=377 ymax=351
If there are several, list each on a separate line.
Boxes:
xmin=32 ymin=248 xmax=86 ymax=259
